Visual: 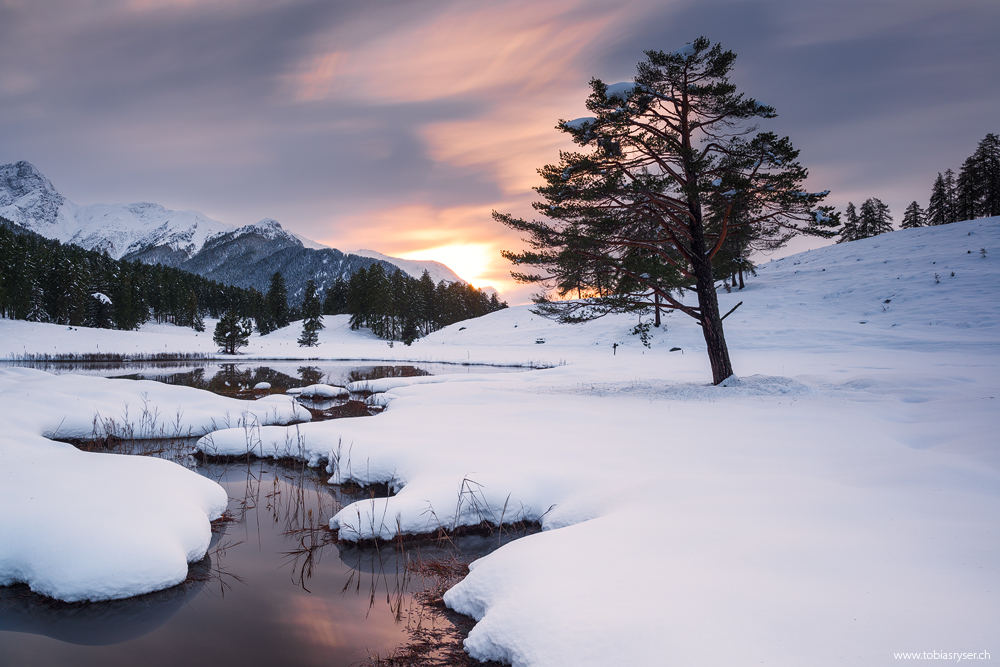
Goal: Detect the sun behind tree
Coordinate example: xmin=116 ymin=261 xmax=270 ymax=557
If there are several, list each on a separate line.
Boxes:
xmin=497 ymin=36 xmax=837 ymax=384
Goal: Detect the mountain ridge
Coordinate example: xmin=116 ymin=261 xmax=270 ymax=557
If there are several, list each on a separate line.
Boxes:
xmin=0 ymin=161 xmax=471 ymax=304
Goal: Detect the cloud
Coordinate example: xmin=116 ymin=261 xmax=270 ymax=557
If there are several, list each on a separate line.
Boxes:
xmin=1 ymin=0 xmax=998 ymax=299
xmin=292 ymin=51 xmax=345 ymax=102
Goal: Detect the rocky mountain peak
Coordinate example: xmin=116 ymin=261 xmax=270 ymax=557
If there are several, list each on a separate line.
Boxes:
xmin=0 ymin=161 xmax=66 ymax=227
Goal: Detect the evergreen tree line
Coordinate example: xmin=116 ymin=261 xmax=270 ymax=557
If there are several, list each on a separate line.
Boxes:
xmin=840 ymin=133 xmax=1000 ymax=242
xmin=1 ymin=217 xmax=508 ymax=346
xmin=323 ymin=264 xmax=507 ymax=344
xmin=0 ymin=218 xmax=262 ymax=330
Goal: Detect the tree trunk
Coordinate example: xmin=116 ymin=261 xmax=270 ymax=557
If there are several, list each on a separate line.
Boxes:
xmin=654 ymin=292 xmax=661 ymax=327
xmin=738 ymin=269 xmax=745 ymax=290
xmin=692 ymin=256 xmax=734 ymax=385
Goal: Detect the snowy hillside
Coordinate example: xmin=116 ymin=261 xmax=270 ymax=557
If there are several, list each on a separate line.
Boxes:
xmin=197 ymin=219 xmax=1000 ymax=666
xmin=351 ymin=248 xmax=466 ymax=284
xmin=1 ymin=217 xmax=997 ymax=666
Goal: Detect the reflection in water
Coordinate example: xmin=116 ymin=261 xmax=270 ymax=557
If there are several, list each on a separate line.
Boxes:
xmin=345 ymin=365 xmax=430 ymax=384
xmin=0 ymin=362 xmax=531 ymax=665
xmin=0 ymin=359 xmax=523 ymax=387
xmin=0 ymin=444 xmax=440 ymax=664
xmin=297 ymin=366 xmax=324 ymax=385
xmin=0 ymin=576 xmax=204 ymax=646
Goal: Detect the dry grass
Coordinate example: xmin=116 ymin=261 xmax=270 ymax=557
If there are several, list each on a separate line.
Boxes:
xmin=360 ymin=554 xmax=506 ymax=667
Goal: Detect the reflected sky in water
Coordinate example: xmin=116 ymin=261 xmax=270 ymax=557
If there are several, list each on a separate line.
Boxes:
xmin=0 ymin=441 xmax=525 ymax=666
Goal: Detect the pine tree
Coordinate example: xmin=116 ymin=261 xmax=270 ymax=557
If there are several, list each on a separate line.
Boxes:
xmin=980 ymin=133 xmax=1000 ymax=218
xmin=943 ymin=169 xmax=958 ymax=223
xmin=297 ymin=279 xmax=324 ymax=347
xmin=955 ymin=133 xmax=1000 ymax=220
xmin=26 ymin=280 xmax=47 ymax=323
xmin=184 ymin=289 xmax=205 ymax=331
xmin=264 ymin=272 xmax=289 ymax=332
xmin=366 ymin=264 xmax=392 ymax=338
xmin=956 ymin=156 xmax=980 ymax=223
xmin=856 ymin=198 xmax=893 ymax=238
xmin=416 ymin=271 xmax=437 ymax=336
xmin=497 ymin=38 xmax=834 ymax=384
xmin=837 ymin=202 xmax=860 ymax=243
xmin=214 ymin=310 xmax=252 ymax=354
xmin=901 ymin=201 xmax=926 ymax=229
xmin=928 ymin=169 xmax=959 ymax=225
xmin=347 ymin=266 xmax=370 ymax=330
xmin=323 ymin=276 xmax=348 ymax=315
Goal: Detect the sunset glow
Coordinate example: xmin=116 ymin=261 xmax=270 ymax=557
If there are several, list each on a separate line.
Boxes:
xmin=1 ymin=0 xmax=995 ymax=307
xmin=398 ymin=243 xmax=497 ymax=288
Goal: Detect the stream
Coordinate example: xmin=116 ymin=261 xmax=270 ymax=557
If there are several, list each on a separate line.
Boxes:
xmin=0 ymin=361 xmax=528 ymax=665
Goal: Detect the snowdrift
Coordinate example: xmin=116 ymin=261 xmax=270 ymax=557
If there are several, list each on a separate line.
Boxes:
xmin=0 ymin=368 xmax=309 ymax=601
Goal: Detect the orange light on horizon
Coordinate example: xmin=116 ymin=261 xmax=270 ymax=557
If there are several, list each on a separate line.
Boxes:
xmin=398 ymin=243 xmax=496 ymax=288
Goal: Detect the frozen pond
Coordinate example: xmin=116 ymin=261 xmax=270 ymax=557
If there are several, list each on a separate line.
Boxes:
xmin=0 ymin=440 xmax=528 ymax=665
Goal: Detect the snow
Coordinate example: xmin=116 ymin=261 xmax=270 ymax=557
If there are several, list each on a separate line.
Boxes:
xmin=253 ymin=381 xmax=271 ymax=390
xmin=350 ymin=249 xmax=465 ymax=284
xmin=2 ymin=161 xmax=472 ymax=288
xmin=673 ymin=43 xmax=697 ymax=60
xmin=91 ymin=292 xmax=112 ymax=305
xmin=563 ymin=117 xmax=596 ymax=130
xmin=298 ymin=383 xmax=348 ymax=399
xmin=288 ymin=230 xmax=330 ymax=250
xmin=0 ymin=369 xmax=310 ymax=601
xmin=1 ymin=217 xmax=998 ymax=663
xmin=604 ymin=82 xmax=636 ymax=101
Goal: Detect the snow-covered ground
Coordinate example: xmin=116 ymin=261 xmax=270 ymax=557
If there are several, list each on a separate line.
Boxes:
xmin=0 ymin=370 xmax=310 ymax=601
xmin=2 ymin=217 xmax=998 ymax=665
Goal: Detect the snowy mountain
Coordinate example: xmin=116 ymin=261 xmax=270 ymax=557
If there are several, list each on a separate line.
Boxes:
xmin=350 ymin=249 xmax=465 ymax=284
xmin=0 ymin=161 xmax=232 ymax=262
xmin=0 ymin=161 xmax=476 ymax=301
xmin=176 ymin=220 xmax=398 ymax=303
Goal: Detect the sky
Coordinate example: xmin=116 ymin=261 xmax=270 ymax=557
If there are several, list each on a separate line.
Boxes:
xmin=2 ymin=0 xmax=998 ymax=301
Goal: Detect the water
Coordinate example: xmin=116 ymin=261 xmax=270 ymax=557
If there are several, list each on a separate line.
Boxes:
xmin=0 ymin=359 xmax=525 ymax=386
xmin=0 ymin=361 xmax=532 ymax=664
xmin=0 ymin=444 xmax=527 ymax=665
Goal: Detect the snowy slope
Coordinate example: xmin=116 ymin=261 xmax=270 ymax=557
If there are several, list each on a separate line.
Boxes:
xmin=1 ymin=215 xmax=997 ymax=664
xmin=197 ymin=217 xmax=1000 ymax=666
xmin=351 ymin=248 xmax=466 ymax=284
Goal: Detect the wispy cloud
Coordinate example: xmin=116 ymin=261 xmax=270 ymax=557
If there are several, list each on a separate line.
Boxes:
xmin=1 ymin=0 xmax=998 ymax=301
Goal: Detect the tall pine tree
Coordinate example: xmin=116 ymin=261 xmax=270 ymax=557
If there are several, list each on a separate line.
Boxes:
xmin=262 ymin=272 xmax=289 ymax=333
xmin=837 ymin=202 xmax=860 ymax=243
xmin=496 ymin=38 xmax=835 ymax=383
xmin=297 ymin=279 xmax=324 ymax=347
xmin=323 ymin=276 xmax=348 ymax=315
xmin=901 ymin=201 xmax=926 ymax=229
xmin=955 ymin=133 xmax=1000 ymax=220
xmin=857 ymin=198 xmax=893 ymax=238
xmin=927 ymin=169 xmax=958 ymax=225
